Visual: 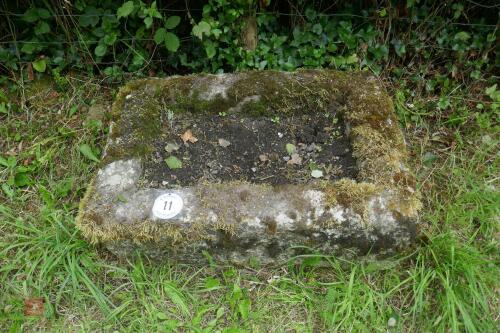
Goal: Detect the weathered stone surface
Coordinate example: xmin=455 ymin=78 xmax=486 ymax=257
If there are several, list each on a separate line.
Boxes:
xmin=77 ymin=70 xmax=422 ymax=265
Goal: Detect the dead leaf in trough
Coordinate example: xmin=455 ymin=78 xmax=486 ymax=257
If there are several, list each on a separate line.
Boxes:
xmin=218 ymin=138 xmax=231 ymax=147
xmin=311 ymin=169 xmax=324 ymax=178
xmin=24 ymin=297 xmax=44 ymax=316
xmin=165 ymin=142 xmax=180 ymax=153
xmin=180 ymin=129 xmax=198 ymax=144
xmin=287 ymin=153 xmax=302 ymax=165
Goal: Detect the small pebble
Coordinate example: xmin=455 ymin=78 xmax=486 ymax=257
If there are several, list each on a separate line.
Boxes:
xmin=218 ymin=138 xmax=231 ymax=147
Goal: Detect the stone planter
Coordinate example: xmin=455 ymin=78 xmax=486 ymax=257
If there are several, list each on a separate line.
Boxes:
xmin=77 ymin=70 xmax=421 ymax=264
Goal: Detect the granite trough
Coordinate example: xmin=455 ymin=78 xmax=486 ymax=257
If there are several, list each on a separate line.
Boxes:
xmin=77 ymin=70 xmax=422 ymax=264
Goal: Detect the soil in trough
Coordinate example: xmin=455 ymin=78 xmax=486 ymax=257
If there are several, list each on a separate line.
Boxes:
xmin=144 ymin=111 xmax=358 ymax=187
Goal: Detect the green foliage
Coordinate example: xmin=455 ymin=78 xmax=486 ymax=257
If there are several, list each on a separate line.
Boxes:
xmin=117 ymin=1 xmax=135 ymax=19
xmin=182 ymin=0 xmax=496 ymax=80
xmin=0 ymin=0 xmax=496 ymax=86
xmin=0 ymin=0 xmax=182 ymax=77
xmin=32 ymin=58 xmax=47 ymax=72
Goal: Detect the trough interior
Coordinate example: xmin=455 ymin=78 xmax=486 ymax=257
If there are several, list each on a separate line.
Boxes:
xmin=143 ymin=108 xmax=358 ymax=187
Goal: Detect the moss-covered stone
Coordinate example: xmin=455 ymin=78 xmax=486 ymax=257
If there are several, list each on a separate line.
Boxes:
xmin=77 ymin=70 xmax=422 ymax=264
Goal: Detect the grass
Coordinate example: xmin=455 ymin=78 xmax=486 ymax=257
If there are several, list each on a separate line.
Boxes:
xmin=0 ymin=72 xmax=498 ymax=332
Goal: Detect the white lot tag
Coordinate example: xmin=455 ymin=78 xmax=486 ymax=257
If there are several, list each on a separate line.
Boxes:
xmin=152 ymin=193 xmax=183 ymax=219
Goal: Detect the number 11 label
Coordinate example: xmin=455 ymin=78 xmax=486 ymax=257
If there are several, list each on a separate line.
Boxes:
xmin=152 ymin=193 xmax=183 ymax=219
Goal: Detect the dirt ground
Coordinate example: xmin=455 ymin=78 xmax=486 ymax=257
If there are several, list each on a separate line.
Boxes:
xmin=145 ymin=111 xmax=358 ymax=187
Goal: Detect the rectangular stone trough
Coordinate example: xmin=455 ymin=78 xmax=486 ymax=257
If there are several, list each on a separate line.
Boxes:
xmin=77 ymin=70 xmax=422 ymax=264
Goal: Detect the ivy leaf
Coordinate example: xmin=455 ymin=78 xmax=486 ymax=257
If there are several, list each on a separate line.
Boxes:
xmin=34 ymin=21 xmax=50 ymax=35
xmin=164 ymin=16 xmax=181 ymax=29
xmin=94 ymin=44 xmax=107 ymax=57
xmin=454 ymin=31 xmax=470 ymax=41
xmin=32 ymin=59 xmax=47 ymax=73
xmin=485 ymin=83 xmax=500 ymax=102
xmin=37 ymin=8 xmax=51 ymax=19
xmin=205 ymin=41 xmax=216 ymax=58
xmin=132 ymin=53 xmax=145 ymax=67
xmin=154 ymin=28 xmax=166 ymax=44
xmin=312 ymin=23 xmax=323 ymax=35
xmin=346 ymin=54 xmax=358 ymax=64
xmin=391 ymin=39 xmax=406 ymax=57
xmin=79 ymin=6 xmax=100 ymax=27
xmin=192 ymin=21 xmax=211 ymax=40
xmin=144 ymin=17 xmax=153 ymax=29
xmin=23 ymin=8 xmax=39 ymax=23
xmin=103 ymin=33 xmax=117 ymax=45
xmin=21 ymin=43 xmax=37 ymax=55
xmin=165 ymin=156 xmax=182 ymax=169
xmin=164 ymin=32 xmax=180 ymax=52
xmin=79 ymin=144 xmax=100 ymax=162
xmin=117 ymin=1 xmax=134 ymax=19
xmin=485 ymin=84 xmax=497 ymax=99
xmin=211 ymin=28 xmax=222 ymax=39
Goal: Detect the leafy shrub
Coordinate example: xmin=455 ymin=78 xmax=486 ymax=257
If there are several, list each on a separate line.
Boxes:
xmin=0 ymin=0 xmax=183 ymax=76
xmin=0 ymin=0 xmax=497 ymax=85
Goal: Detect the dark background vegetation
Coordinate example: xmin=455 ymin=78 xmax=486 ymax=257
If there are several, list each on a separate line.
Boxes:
xmin=1 ymin=0 xmax=498 ymax=79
